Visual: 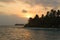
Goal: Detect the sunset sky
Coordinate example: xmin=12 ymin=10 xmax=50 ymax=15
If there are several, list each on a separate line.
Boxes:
xmin=0 ymin=0 xmax=60 ymax=25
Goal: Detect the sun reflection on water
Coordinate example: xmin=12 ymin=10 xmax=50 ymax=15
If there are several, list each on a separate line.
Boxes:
xmin=0 ymin=27 xmax=60 ymax=40
xmin=6 ymin=28 xmax=32 ymax=40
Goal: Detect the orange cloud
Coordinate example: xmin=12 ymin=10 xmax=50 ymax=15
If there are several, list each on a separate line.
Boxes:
xmin=0 ymin=0 xmax=60 ymax=18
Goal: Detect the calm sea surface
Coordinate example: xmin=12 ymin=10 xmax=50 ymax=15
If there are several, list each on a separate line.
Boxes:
xmin=0 ymin=26 xmax=60 ymax=40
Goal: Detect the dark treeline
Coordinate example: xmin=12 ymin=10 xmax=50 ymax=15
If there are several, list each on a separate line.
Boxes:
xmin=24 ymin=9 xmax=60 ymax=28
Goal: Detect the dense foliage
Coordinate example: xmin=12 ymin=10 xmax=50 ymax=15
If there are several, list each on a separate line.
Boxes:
xmin=24 ymin=9 xmax=60 ymax=28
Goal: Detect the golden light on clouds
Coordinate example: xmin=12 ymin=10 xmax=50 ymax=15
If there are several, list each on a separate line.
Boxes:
xmin=0 ymin=0 xmax=60 ymax=18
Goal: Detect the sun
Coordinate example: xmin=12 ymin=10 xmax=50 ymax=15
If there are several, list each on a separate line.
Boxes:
xmin=26 ymin=15 xmax=31 ymax=18
xmin=25 ymin=14 xmax=32 ymax=18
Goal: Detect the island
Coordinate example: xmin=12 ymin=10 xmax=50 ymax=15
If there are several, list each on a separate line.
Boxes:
xmin=24 ymin=9 xmax=60 ymax=28
xmin=15 ymin=24 xmax=24 ymax=26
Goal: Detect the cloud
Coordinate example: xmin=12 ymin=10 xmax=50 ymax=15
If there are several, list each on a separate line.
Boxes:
xmin=0 ymin=5 xmax=4 ymax=7
xmin=0 ymin=0 xmax=14 ymax=2
xmin=22 ymin=9 xmax=27 ymax=13
xmin=19 ymin=0 xmax=60 ymax=9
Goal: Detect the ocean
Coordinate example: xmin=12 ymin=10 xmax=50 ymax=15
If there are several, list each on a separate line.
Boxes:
xmin=0 ymin=26 xmax=60 ymax=40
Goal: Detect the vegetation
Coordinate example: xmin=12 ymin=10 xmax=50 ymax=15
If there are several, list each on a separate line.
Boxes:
xmin=24 ymin=9 xmax=60 ymax=28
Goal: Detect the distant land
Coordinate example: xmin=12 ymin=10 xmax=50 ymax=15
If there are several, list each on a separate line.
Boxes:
xmin=15 ymin=24 xmax=24 ymax=26
xmin=24 ymin=9 xmax=60 ymax=28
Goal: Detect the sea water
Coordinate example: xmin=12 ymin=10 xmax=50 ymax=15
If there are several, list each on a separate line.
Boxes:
xmin=0 ymin=26 xmax=60 ymax=40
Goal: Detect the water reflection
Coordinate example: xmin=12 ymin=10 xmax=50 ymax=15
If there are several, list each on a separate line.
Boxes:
xmin=0 ymin=27 xmax=60 ymax=40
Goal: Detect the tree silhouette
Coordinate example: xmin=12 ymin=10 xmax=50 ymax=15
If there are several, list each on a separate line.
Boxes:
xmin=24 ymin=9 xmax=60 ymax=28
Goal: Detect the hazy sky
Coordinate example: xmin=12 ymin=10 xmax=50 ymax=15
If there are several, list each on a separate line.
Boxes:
xmin=0 ymin=0 xmax=60 ymax=25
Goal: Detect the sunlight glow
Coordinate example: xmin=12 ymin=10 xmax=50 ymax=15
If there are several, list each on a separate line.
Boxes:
xmin=26 ymin=15 xmax=31 ymax=18
xmin=25 ymin=14 xmax=32 ymax=18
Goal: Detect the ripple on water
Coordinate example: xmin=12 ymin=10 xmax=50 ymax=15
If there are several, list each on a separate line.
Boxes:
xmin=0 ymin=27 xmax=60 ymax=40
